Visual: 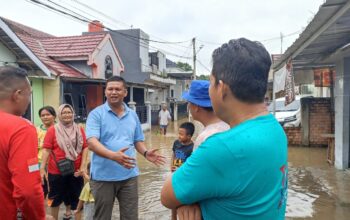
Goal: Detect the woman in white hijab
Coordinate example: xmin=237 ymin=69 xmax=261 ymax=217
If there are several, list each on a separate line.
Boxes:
xmin=40 ymin=104 xmax=88 ymax=220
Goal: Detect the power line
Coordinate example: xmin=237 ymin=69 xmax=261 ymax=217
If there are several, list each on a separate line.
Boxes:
xmin=26 ymin=0 xmax=192 ymax=60
xmin=70 ymin=0 xmax=130 ymax=28
xmin=69 ymin=0 xmax=191 ymax=49
xmin=25 ymin=0 xmax=89 ymax=27
xmin=197 ymin=30 xmax=302 ymax=46
xmin=34 ymin=0 xmax=191 ymax=59
xmin=59 ymin=0 xmax=191 ymax=56
xmin=28 ymin=0 xmax=191 ymax=45
xmin=197 ymin=59 xmax=211 ymax=74
xmin=260 ymin=30 xmax=301 ymax=42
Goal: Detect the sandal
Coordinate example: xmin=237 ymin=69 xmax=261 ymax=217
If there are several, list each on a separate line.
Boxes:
xmin=63 ymin=213 xmax=72 ymax=220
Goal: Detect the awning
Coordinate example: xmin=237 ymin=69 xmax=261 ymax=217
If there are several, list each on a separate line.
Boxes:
xmin=273 ymin=0 xmax=350 ymax=71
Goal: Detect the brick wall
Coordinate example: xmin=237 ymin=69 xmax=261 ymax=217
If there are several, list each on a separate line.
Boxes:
xmin=284 ymin=127 xmax=302 ymax=145
xmin=284 ymin=97 xmax=333 ymax=146
xmin=308 ymin=98 xmax=333 ymax=146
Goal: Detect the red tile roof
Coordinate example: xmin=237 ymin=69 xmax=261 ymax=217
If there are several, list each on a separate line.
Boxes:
xmin=2 ymin=17 xmax=54 ymax=39
xmin=2 ymin=17 xmax=107 ymax=78
xmin=17 ymin=34 xmax=86 ymax=78
xmin=41 ymin=34 xmax=106 ymax=58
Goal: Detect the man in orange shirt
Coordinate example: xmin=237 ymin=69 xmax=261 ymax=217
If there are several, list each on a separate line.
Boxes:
xmin=0 ymin=66 xmax=47 ymax=220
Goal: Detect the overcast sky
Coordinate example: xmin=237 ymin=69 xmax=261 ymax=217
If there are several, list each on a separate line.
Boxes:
xmin=0 ymin=0 xmax=325 ymax=75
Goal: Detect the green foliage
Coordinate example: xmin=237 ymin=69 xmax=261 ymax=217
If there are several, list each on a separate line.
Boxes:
xmin=197 ymin=74 xmax=209 ymax=80
xmin=176 ymin=62 xmax=192 ymax=71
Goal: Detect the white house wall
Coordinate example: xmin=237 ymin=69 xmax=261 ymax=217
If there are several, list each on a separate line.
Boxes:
xmin=171 ymin=81 xmax=186 ymax=101
xmin=157 ymin=51 xmax=166 ymax=73
xmin=148 ymin=88 xmax=169 ymax=105
xmin=93 ymin=39 xmax=122 ymax=78
xmin=140 ymin=31 xmax=150 ymax=72
xmin=0 ymin=41 xmax=18 ymax=66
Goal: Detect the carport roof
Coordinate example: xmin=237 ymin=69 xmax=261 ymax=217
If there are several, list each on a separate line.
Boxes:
xmin=273 ymin=0 xmax=350 ymax=71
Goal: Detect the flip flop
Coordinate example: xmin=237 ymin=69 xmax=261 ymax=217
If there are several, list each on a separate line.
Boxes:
xmin=63 ymin=213 xmax=72 ymax=220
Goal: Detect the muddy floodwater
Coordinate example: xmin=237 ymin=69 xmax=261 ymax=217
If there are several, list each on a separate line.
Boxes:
xmin=57 ymin=119 xmax=350 ymax=219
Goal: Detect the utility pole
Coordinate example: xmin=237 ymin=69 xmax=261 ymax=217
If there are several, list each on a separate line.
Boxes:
xmin=280 ymin=32 xmax=283 ymax=54
xmin=192 ymin=37 xmax=196 ymax=80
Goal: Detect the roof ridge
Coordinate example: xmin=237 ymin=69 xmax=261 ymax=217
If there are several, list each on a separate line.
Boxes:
xmin=1 ymin=17 xmax=54 ymax=38
xmin=41 ymin=32 xmax=107 ymax=40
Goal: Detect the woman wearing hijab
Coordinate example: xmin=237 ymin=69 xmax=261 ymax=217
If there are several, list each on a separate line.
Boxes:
xmin=40 ymin=104 xmax=88 ymax=220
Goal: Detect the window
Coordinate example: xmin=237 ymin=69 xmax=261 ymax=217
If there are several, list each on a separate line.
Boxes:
xmin=78 ymin=94 xmax=87 ymax=120
xmin=64 ymin=93 xmax=74 ymax=109
xmin=105 ymin=55 xmax=113 ymax=79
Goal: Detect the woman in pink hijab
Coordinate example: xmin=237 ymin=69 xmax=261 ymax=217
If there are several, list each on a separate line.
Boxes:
xmin=40 ymin=104 xmax=88 ymax=220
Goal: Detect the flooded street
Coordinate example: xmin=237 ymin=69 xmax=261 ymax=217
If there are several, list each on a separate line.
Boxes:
xmin=58 ymin=119 xmax=350 ymax=219
xmin=135 ymin=119 xmax=350 ymax=220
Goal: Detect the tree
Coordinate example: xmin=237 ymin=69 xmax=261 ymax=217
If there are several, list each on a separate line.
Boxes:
xmin=176 ymin=62 xmax=192 ymax=71
xmin=197 ymin=74 xmax=209 ymax=80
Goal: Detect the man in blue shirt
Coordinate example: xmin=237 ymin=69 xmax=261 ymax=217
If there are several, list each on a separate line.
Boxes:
xmin=161 ymin=38 xmax=288 ymax=220
xmin=86 ymin=76 xmax=165 ymax=220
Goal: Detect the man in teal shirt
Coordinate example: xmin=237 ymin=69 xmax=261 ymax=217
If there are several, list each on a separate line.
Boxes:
xmin=161 ymin=38 xmax=288 ymax=220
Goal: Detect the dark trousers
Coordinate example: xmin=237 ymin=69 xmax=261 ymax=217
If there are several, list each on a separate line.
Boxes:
xmin=90 ymin=176 xmax=138 ymax=220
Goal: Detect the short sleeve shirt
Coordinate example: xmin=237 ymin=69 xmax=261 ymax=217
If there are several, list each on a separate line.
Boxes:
xmin=172 ymin=140 xmax=193 ymax=168
xmin=43 ymin=126 xmax=87 ymax=174
xmin=172 ymin=114 xmax=288 ymax=220
xmin=85 ymin=102 xmax=145 ymax=181
xmin=193 ymin=121 xmax=230 ymax=150
xmin=159 ymin=110 xmax=171 ymax=126
xmin=0 ymin=111 xmax=45 ymax=220
xmin=36 ymin=125 xmax=47 ymax=164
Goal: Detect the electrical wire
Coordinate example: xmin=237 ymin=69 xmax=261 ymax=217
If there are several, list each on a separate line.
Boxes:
xmin=27 ymin=0 xmax=192 ymax=60
xmin=28 ymin=0 xmax=191 ymax=45
xmin=197 ymin=59 xmax=211 ymax=73
xmin=197 ymin=30 xmax=302 ymax=46
xmin=70 ymin=0 xmax=191 ymax=48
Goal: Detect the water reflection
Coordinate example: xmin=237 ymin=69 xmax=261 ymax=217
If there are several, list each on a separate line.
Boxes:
xmin=286 ymin=147 xmax=350 ymax=220
xmin=137 ymin=122 xmax=350 ymax=220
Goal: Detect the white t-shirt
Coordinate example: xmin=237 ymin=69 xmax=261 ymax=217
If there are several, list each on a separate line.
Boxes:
xmin=159 ymin=110 xmax=171 ymax=126
xmin=194 ymin=121 xmax=230 ymax=150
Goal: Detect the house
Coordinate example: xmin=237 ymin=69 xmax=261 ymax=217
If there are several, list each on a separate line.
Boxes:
xmin=166 ymin=59 xmax=192 ymax=120
xmin=104 ymin=28 xmax=179 ymax=125
xmin=0 ymin=18 xmax=124 ymax=125
xmin=273 ymin=0 xmax=350 ymax=169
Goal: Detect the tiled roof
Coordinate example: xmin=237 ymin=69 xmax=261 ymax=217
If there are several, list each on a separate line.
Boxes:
xmin=2 ymin=17 xmax=107 ymax=78
xmin=17 ymin=34 xmax=86 ymax=78
xmin=1 ymin=17 xmax=54 ymax=39
xmin=41 ymin=34 xmax=106 ymax=58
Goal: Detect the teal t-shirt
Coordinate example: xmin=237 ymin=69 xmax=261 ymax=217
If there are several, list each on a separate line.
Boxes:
xmin=172 ymin=114 xmax=288 ymax=220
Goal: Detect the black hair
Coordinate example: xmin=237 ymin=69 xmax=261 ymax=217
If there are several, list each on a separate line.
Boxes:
xmin=106 ymin=75 xmax=126 ymax=88
xmin=202 ymin=106 xmax=214 ymax=112
xmin=180 ymin=122 xmax=195 ymax=137
xmin=38 ymin=106 xmax=57 ymax=117
xmin=0 ymin=66 xmax=28 ymax=99
xmin=211 ymin=38 xmax=271 ymax=103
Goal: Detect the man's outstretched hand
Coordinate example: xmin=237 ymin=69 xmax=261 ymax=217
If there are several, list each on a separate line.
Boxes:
xmin=145 ymin=149 xmax=166 ymax=166
xmin=110 ymin=147 xmax=136 ymax=169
